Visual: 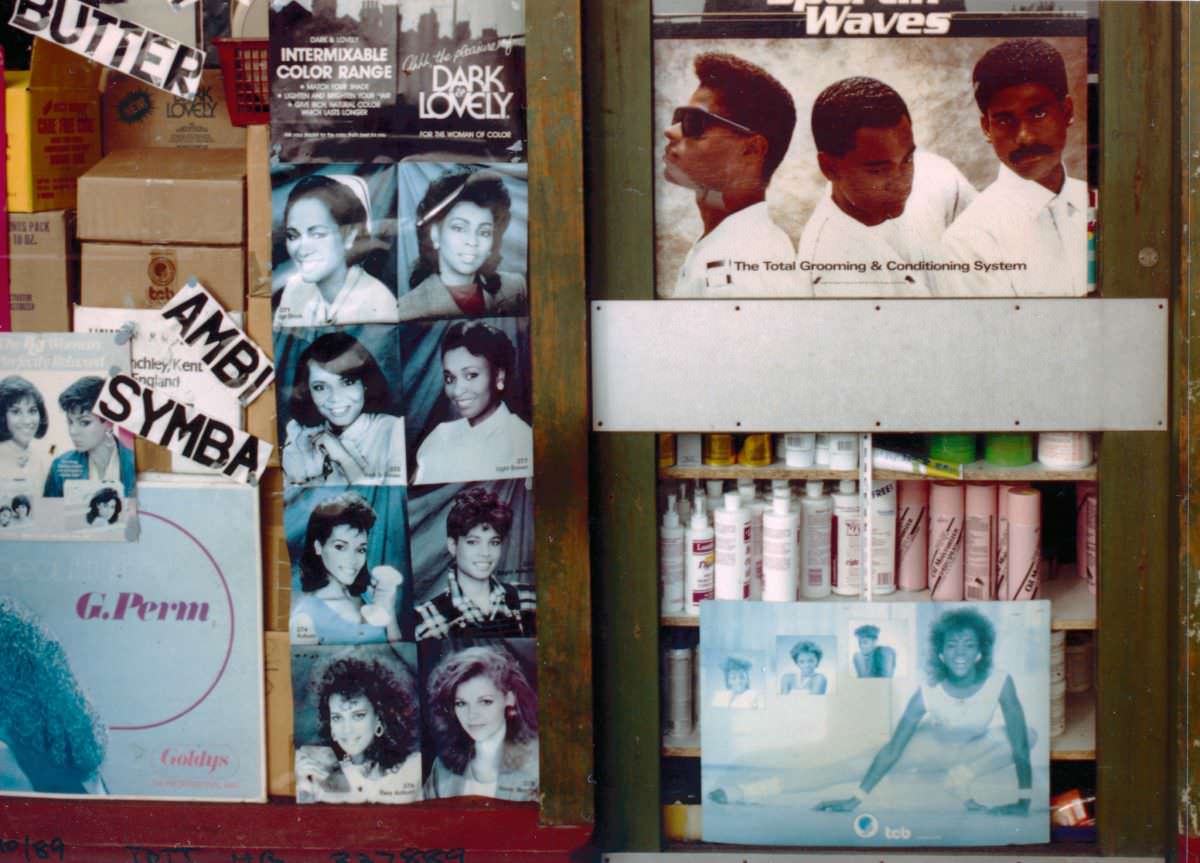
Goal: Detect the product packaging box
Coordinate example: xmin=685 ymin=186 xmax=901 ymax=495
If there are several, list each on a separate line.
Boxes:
xmin=261 ymin=467 xmax=290 ymax=632
xmin=103 ymin=69 xmax=247 ymax=153
xmin=265 ymin=631 xmax=296 ymax=797
xmin=0 ymin=45 xmax=9 ymax=333
xmin=7 ymin=210 xmax=77 ymax=332
xmin=245 ymin=293 xmax=277 ymax=452
xmin=5 ymin=41 xmax=103 ymax=213
xmin=81 ymin=242 xmax=244 ymax=311
xmin=246 ymin=124 xmax=271 ymax=299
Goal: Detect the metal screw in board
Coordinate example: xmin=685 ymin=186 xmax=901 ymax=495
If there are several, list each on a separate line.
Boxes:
xmin=1138 ymin=247 xmax=1159 ymax=268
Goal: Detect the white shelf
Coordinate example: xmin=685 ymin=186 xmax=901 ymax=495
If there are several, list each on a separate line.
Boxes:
xmin=662 ymin=573 xmax=1095 ymax=631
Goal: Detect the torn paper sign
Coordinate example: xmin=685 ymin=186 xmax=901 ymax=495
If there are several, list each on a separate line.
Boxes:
xmin=9 ymin=0 xmax=205 ymax=99
xmin=95 ymin=374 xmax=273 ymax=484
xmin=161 ymin=279 xmax=276 ymax=406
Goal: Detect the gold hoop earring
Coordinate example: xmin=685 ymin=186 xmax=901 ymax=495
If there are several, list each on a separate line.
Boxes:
xmin=375 ymin=721 xmax=384 ymax=738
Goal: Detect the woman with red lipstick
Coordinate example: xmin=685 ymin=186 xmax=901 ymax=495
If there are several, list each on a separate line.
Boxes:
xmin=412 ymin=321 xmax=532 ymax=485
xmin=397 ymin=167 xmax=527 ymax=322
xmin=295 ymin=653 xmax=422 ymax=804
xmin=289 ymin=492 xmax=404 ymax=645
xmin=0 ymin=375 xmax=49 ymax=488
xmin=423 ymin=643 xmax=538 ymax=801
xmin=281 ymin=332 xmax=407 ymax=486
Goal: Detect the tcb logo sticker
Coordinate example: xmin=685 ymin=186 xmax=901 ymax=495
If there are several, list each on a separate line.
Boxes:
xmin=852 ymin=813 xmax=878 ymax=839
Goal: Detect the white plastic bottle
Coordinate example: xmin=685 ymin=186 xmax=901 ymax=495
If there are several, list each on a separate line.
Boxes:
xmin=829 ymin=433 xmax=858 ymax=470
xmin=799 ymin=480 xmax=832 ymax=598
xmin=714 ymin=492 xmax=752 ymax=600
xmin=870 ymin=480 xmax=897 ymax=595
xmin=705 ymin=480 xmax=725 ymax=523
xmin=659 ymin=494 xmax=685 ymax=615
xmin=815 ymin=433 xmax=831 ymax=467
xmin=761 ymin=493 xmax=799 ymax=602
xmin=740 ymin=483 xmax=767 ymax=600
xmin=683 ymin=496 xmax=714 ymax=615
xmin=832 ymin=479 xmax=862 ymax=596
xmin=677 ymin=481 xmax=692 ymax=527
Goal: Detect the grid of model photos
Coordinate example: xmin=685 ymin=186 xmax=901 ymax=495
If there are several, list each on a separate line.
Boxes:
xmin=270 ymin=2 xmax=535 ymax=805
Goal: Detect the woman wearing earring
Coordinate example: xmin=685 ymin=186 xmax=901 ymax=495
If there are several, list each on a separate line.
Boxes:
xmin=295 ymin=654 xmax=422 ymax=804
xmin=396 ymin=167 xmax=527 ymax=322
xmin=274 ymin=173 xmax=398 ymax=328
xmin=43 ymin=376 xmax=136 ymax=498
xmin=0 ymin=375 xmax=50 ymax=487
xmin=424 ymin=644 xmax=538 ymax=801
xmin=289 ymin=492 xmax=405 ymax=645
xmin=412 ymin=321 xmax=532 ymax=485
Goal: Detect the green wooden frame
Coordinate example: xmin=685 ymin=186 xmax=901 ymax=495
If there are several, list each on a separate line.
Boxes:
xmin=587 ymin=2 xmax=1180 ymax=854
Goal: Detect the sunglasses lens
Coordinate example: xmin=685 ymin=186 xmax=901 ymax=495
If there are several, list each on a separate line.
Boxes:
xmin=672 ymin=107 xmax=704 ymax=138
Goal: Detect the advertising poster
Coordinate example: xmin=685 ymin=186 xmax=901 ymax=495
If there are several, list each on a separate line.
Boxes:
xmin=291 ymin=642 xmax=423 ymax=804
xmin=653 ymin=2 xmax=1091 ymax=298
xmin=0 ymin=333 xmax=136 ymax=542
xmin=700 ymin=599 xmax=1050 ymax=846
xmin=271 ymin=0 xmax=526 ymax=163
xmin=418 ymin=637 xmax=539 ymax=802
xmin=0 ymin=480 xmax=265 ymax=800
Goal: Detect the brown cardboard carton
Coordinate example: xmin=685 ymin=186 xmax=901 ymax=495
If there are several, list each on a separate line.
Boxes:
xmin=264 ymin=631 xmax=295 ymax=797
xmin=103 ymin=69 xmax=246 ymax=153
xmin=76 ymin=148 xmax=246 ymax=245
xmin=81 ymin=242 xmax=245 ymax=311
xmin=261 ymin=466 xmax=290 ymax=633
xmin=245 ymin=293 xmax=278 ymax=463
xmin=8 ymin=210 xmax=76 ymax=331
xmin=5 ymin=42 xmax=103 ymax=213
xmin=245 ymin=124 xmax=272 ymax=299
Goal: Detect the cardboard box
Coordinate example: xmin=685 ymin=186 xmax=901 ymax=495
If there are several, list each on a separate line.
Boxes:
xmin=8 ymin=210 xmax=76 ymax=331
xmin=245 ymin=293 xmax=278 ymax=458
xmin=261 ymin=467 xmax=290 ymax=633
xmin=5 ymin=41 xmax=103 ymax=213
xmin=103 ymin=69 xmax=247 ymax=153
xmin=82 ymin=242 xmax=245 ymax=311
xmin=77 ymin=148 xmax=246 ymax=245
xmin=246 ymin=124 xmax=272 ymax=299
xmin=264 ymin=631 xmax=295 ymax=797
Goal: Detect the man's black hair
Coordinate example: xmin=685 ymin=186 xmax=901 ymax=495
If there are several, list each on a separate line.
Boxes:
xmin=694 ymin=52 xmax=797 ymax=182
xmin=972 ymin=39 xmax=1069 ymax=113
xmin=811 ymin=77 xmax=910 ymax=158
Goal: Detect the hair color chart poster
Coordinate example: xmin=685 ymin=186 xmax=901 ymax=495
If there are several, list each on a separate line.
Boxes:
xmin=270 ymin=0 xmax=527 ymax=163
xmin=0 ymin=333 xmax=137 ymax=542
xmin=396 ymin=162 xmax=529 ymax=323
xmin=272 ymin=164 xmax=400 ymax=329
xmin=273 ymin=324 xmax=407 ymax=487
xmin=291 ymin=642 xmax=423 ymax=804
xmin=399 ymin=316 xmax=533 ymax=486
xmin=0 ymin=480 xmax=265 ymax=800
xmin=418 ymin=637 xmax=539 ymax=802
xmin=652 ymin=6 xmax=1092 ymax=299
xmin=700 ymin=600 xmax=1050 ymax=846
xmin=408 ymin=479 xmax=536 ymax=641
xmin=284 ymin=484 xmax=414 ymax=644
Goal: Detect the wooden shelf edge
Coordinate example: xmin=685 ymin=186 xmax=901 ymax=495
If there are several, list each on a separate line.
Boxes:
xmin=661 ymin=461 xmax=1097 ymax=483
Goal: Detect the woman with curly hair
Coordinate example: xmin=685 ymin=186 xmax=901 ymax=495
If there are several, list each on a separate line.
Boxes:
xmin=0 ymin=597 xmax=107 ymax=794
xmin=711 ymin=608 xmax=1036 ymax=816
xmin=295 ymin=654 xmax=422 ymax=804
xmin=414 ymin=486 xmax=536 ymax=641
xmin=779 ymin=641 xmax=828 ymax=695
xmin=396 ymin=167 xmax=527 ymax=322
xmin=85 ymin=486 xmax=122 ymax=527
xmin=0 ymin=375 xmax=50 ymax=487
xmin=424 ymin=644 xmax=538 ymax=801
xmin=289 ymin=492 xmax=404 ymax=645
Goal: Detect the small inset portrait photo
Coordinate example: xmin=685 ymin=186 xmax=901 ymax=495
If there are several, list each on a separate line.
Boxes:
xmin=418 ymin=638 xmax=538 ymax=802
xmin=849 ymin=620 xmax=907 ymax=680
xmin=285 ymin=485 xmax=413 ymax=646
xmin=777 ymin=635 xmax=837 ymax=697
xmin=65 ymin=482 xmax=128 ymax=534
xmin=272 ymin=165 xmax=399 ymax=329
xmin=711 ymin=653 xmax=764 ymax=710
xmin=396 ymin=163 xmax=528 ymax=323
xmin=401 ymin=317 xmax=532 ymax=486
xmin=275 ymin=326 xmax=406 ymax=487
xmin=0 ymin=489 xmax=38 ymax=532
xmin=291 ymin=643 xmax=423 ymax=805
xmin=408 ymin=480 xmax=535 ymax=641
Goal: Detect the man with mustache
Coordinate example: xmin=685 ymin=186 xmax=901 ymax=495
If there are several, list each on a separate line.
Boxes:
xmin=796 ymin=77 xmax=976 ymax=296
xmin=662 ymin=52 xmax=798 ymax=297
xmin=943 ymin=39 xmax=1087 ymax=296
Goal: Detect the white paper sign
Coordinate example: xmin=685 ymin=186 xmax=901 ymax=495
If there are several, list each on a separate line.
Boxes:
xmin=9 ymin=0 xmax=205 ymax=100
xmin=95 ymin=375 xmax=272 ymax=484
xmin=160 ymin=280 xmax=276 ymax=406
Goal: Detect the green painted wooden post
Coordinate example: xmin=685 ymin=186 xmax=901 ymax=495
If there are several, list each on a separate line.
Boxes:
xmin=527 ymin=0 xmax=594 ymax=828
xmin=584 ymin=0 xmax=662 ymax=851
xmin=1098 ymin=3 xmax=1177 ymax=857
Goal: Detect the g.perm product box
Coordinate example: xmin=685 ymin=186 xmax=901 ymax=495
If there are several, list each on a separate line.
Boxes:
xmin=5 ymin=41 xmax=103 ymax=213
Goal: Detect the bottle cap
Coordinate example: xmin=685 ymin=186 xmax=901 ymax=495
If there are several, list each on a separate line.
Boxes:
xmin=664 ymin=495 xmax=680 ymax=528
xmin=772 ymin=496 xmax=790 ymax=515
xmin=838 ymin=479 xmax=856 ymax=494
xmin=964 ymin=482 xmax=996 ymax=513
xmin=1007 ymin=487 xmax=1042 ymax=524
xmin=805 ymin=480 xmax=824 ymax=497
xmin=724 ymin=491 xmax=742 ymax=511
xmin=929 ymin=481 xmax=964 ymax=514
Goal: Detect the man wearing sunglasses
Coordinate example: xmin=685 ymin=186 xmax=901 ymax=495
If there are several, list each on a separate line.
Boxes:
xmin=796 ymin=76 xmax=977 ymax=297
xmin=662 ymin=52 xmax=798 ymax=298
